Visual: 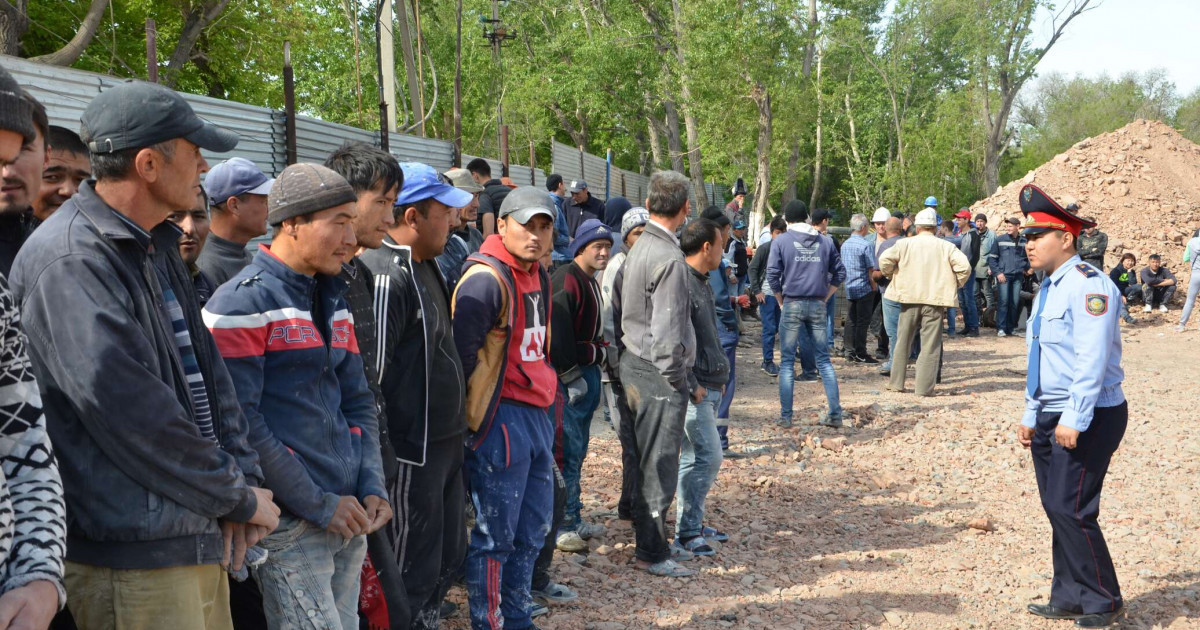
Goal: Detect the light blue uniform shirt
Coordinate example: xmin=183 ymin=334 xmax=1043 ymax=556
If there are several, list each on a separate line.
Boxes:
xmin=1022 ymin=254 xmax=1125 ymax=431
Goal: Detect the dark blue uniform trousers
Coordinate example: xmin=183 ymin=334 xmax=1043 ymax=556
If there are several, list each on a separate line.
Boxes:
xmin=465 ymin=403 xmax=554 ymax=630
xmin=1030 ymin=402 xmax=1127 ymax=615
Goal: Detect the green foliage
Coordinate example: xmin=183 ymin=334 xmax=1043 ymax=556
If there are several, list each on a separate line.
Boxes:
xmin=1003 ymin=70 xmax=1181 ymax=181
xmin=18 ymin=0 xmax=1186 ymax=221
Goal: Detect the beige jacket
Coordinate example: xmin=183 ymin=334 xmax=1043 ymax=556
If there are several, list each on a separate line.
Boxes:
xmin=879 ymin=232 xmax=972 ymax=307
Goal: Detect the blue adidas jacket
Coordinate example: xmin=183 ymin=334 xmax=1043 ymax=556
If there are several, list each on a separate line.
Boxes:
xmin=766 ymin=225 xmax=845 ymax=302
xmin=203 ymin=247 xmax=387 ymax=527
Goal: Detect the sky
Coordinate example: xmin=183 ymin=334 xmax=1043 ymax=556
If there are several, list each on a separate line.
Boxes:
xmin=1032 ymin=0 xmax=1200 ymax=95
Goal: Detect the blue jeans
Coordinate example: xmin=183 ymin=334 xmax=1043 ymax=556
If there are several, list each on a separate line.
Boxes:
xmin=826 ymin=294 xmax=836 ymax=350
xmin=958 ymin=274 xmax=979 ymax=331
xmin=778 ymin=298 xmax=842 ymax=420
xmin=676 ymin=388 xmax=723 ymax=540
xmin=254 ymin=515 xmax=368 ymax=630
xmin=559 ymin=365 xmax=602 ymax=530
xmin=465 ymin=404 xmax=554 ymax=630
xmin=1180 ymin=273 xmax=1200 ymax=326
xmin=881 ymin=297 xmax=901 ymax=370
xmin=946 ymin=306 xmax=957 ymax=335
xmin=996 ymin=277 xmax=1021 ymax=334
xmin=760 ymin=294 xmax=780 ymax=364
xmin=716 ymin=325 xmax=737 ymax=448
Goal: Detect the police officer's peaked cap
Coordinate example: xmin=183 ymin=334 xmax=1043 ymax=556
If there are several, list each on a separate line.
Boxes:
xmin=1019 ymin=184 xmax=1095 ymax=237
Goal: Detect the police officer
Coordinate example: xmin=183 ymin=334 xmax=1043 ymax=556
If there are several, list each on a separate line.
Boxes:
xmin=1016 ymin=184 xmax=1127 ymax=628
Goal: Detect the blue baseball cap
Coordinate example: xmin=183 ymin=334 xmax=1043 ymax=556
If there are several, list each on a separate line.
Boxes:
xmin=396 ymin=162 xmax=473 ymax=208
xmin=206 ymin=157 xmax=273 ymax=206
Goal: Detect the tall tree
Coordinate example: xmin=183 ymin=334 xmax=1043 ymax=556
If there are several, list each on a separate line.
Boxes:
xmin=27 ymin=0 xmax=109 ymax=66
xmin=972 ymin=0 xmax=1094 ymax=194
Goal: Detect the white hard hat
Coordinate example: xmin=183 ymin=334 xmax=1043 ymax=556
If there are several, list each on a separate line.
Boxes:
xmin=871 ymin=207 xmax=890 ymax=223
xmin=915 ymin=208 xmax=939 ymax=227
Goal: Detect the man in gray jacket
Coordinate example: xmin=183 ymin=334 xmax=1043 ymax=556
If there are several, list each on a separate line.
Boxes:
xmin=619 ymin=170 xmax=697 ymax=578
xmin=973 ymin=213 xmax=998 ymax=326
xmin=12 ymin=81 xmax=280 ymax=630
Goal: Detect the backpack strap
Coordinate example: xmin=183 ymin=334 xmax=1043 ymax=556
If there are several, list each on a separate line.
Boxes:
xmin=453 ymin=257 xmax=511 ymax=330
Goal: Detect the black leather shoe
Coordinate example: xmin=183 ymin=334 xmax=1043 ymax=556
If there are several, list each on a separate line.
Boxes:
xmin=1027 ymin=603 xmax=1083 ymax=620
xmin=1074 ymin=607 xmax=1125 ymax=628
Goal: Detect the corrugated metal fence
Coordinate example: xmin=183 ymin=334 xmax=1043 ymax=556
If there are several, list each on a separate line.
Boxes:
xmin=7 ymin=55 xmax=724 ymax=212
xmin=550 ymin=141 xmax=725 ymax=210
xmin=4 ymin=54 xmax=453 ymax=178
xmin=461 ymin=154 xmax=545 ymax=188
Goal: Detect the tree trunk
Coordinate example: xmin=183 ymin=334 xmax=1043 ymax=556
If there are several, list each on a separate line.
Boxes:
xmin=663 ymin=98 xmax=686 ymax=174
xmin=801 ymin=0 xmax=817 ymax=78
xmin=782 ymin=140 xmax=800 ymax=204
xmin=28 ymin=0 xmax=108 ymax=66
xmin=670 ymin=0 xmax=705 ymax=206
xmin=809 ymin=50 xmax=823 ymax=211
xmin=750 ymin=81 xmax=771 ymax=238
xmin=395 ymin=0 xmax=422 ymax=135
xmin=0 ymin=0 xmax=28 ymax=57
xmin=161 ymin=0 xmax=232 ymax=88
xmin=646 ymin=113 xmax=665 ymax=172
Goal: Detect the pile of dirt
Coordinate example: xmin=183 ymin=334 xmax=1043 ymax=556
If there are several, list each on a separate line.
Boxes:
xmin=971 ymin=119 xmax=1200 ymax=273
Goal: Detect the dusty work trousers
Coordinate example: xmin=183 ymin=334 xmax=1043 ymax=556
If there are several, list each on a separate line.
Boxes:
xmin=66 ymin=562 xmax=232 ymax=630
xmin=606 ymin=378 xmax=639 ymax=521
xmin=620 ymin=352 xmax=688 ymax=564
xmin=1030 ymin=403 xmax=1127 ymax=615
xmin=889 ymin=304 xmax=944 ymax=396
xmin=390 ymin=436 xmax=467 ymax=630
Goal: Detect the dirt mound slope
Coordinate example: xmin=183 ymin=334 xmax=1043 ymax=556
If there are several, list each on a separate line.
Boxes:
xmin=971 ymin=119 xmax=1200 ymax=271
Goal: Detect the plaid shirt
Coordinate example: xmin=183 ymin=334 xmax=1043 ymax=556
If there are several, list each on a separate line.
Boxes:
xmin=839 ymin=233 xmax=877 ymax=299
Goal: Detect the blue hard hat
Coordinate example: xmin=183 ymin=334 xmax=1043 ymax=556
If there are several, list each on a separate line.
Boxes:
xmin=924 ymin=196 xmax=939 ymax=207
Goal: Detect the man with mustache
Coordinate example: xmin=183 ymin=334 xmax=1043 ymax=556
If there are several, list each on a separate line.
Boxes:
xmin=166 ymin=188 xmax=217 ymax=306
xmin=0 ymin=90 xmax=46 ymax=276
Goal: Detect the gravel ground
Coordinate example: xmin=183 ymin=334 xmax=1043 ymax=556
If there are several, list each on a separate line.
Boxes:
xmin=444 ymin=314 xmax=1200 ymax=629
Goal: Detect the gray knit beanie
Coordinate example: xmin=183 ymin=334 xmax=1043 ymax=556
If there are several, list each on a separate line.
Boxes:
xmin=0 ymin=64 xmax=34 ymax=145
xmin=267 ymin=163 xmax=358 ymax=226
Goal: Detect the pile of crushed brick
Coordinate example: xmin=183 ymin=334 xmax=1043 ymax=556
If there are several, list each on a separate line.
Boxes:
xmin=971 ymin=119 xmax=1200 ymax=275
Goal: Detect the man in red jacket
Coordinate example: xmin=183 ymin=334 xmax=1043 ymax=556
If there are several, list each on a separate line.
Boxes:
xmin=452 ymin=187 xmax=558 ymax=630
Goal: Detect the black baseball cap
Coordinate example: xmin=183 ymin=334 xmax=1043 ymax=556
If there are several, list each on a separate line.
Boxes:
xmin=81 ymin=81 xmax=238 ymax=155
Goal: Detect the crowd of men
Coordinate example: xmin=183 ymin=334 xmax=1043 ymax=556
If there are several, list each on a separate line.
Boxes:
xmin=0 ymin=60 xmax=1190 ymax=630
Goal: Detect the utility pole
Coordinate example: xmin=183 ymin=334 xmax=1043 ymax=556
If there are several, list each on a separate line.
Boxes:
xmin=482 ymin=0 xmax=515 ymax=155
xmin=374 ymin=0 xmax=391 ymax=149
xmin=378 ymin=0 xmax=397 ymax=133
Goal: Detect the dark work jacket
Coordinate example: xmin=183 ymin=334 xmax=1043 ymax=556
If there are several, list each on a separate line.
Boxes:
xmin=476 ymin=179 xmax=512 ymax=234
xmin=550 ymin=261 xmax=606 ymax=383
xmin=688 ymin=266 xmax=731 ymax=390
xmin=339 ymin=257 xmax=399 ymax=484
xmin=988 ymin=233 xmax=1030 ymax=276
xmin=564 ymin=194 xmax=605 ymax=238
xmin=0 ymin=211 xmax=35 ymax=277
xmin=10 ymin=182 xmax=262 ymax=569
xmin=360 ymin=238 xmax=466 ymax=466
xmin=748 ymin=239 xmax=772 ymax=295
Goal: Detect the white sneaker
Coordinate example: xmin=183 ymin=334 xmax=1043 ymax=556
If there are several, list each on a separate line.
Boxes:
xmin=1143 ymin=305 xmax=1152 ymax=313
xmin=1013 ymin=330 xmax=1025 ymax=338
xmin=1159 ymin=305 xmax=1168 ymax=313
xmin=555 ymin=531 xmax=587 ymax=552
xmin=996 ymin=330 xmax=1007 ymax=337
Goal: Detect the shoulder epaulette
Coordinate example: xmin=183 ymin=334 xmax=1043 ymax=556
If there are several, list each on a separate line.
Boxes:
xmin=1075 ymin=263 xmax=1098 ymax=278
